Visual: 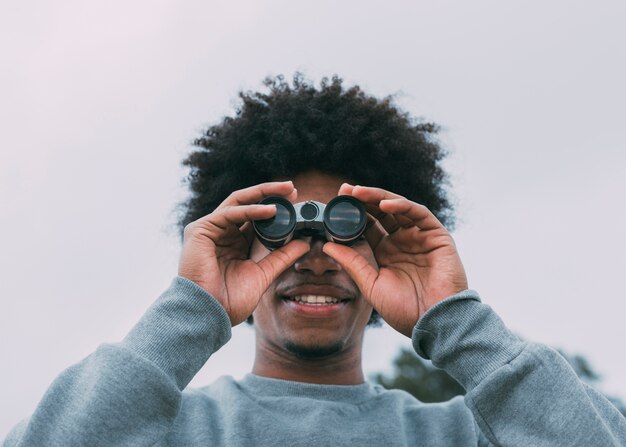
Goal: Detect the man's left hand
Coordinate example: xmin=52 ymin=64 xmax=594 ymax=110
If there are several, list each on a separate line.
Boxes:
xmin=323 ymin=184 xmax=468 ymax=337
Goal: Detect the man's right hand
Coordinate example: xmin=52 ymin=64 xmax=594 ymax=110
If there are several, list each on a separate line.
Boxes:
xmin=178 ymin=181 xmax=310 ymax=326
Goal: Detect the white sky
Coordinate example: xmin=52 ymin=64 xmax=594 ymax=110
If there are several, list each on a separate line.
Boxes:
xmin=1 ymin=0 xmax=625 ymax=437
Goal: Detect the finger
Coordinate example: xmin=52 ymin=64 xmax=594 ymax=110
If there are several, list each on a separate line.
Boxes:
xmin=341 ymin=183 xmax=404 ymax=236
xmin=374 ymin=212 xmax=402 ymax=234
xmin=196 ymin=204 xmax=277 ymax=232
xmin=239 ymin=221 xmax=255 ymax=247
xmin=350 ymin=185 xmax=404 ymax=203
xmin=362 ymin=202 xmax=416 ymax=235
xmin=381 ymin=226 xmax=426 ymax=249
xmin=379 ymin=198 xmax=443 ymax=231
xmin=337 ymin=182 xmax=355 ymax=196
xmin=348 ymin=186 xmax=414 ymax=231
xmin=339 ymin=184 xmax=386 ymax=218
xmin=392 ymin=226 xmax=454 ymax=252
xmin=256 ymin=240 xmax=310 ymax=287
xmin=218 ymin=181 xmax=298 ymax=209
xmin=363 ymin=215 xmax=387 ymax=249
xmin=322 ymin=242 xmax=378 ymax=300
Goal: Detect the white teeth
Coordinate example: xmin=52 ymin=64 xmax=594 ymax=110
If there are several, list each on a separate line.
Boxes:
xmin=291 ymin=295 xmax=341 ymax=305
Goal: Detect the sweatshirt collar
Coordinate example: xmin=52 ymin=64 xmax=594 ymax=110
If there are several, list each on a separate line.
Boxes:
xmin=239 ymin=373 xmax=380 ymax=404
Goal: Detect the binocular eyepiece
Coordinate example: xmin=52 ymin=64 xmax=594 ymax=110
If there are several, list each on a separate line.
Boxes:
xmin=253 ymin=195 xmax=367 ymax=250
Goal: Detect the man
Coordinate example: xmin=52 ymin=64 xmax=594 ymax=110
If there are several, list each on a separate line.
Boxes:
xmin=4 ymin=75 xmax=625 ymax=446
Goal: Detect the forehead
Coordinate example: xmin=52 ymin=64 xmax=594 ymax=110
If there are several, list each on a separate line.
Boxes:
xmin=290 ymin=170 xmax=348 ymax=203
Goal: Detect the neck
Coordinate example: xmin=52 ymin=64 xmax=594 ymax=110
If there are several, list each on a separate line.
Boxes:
xmin=252 ymin=339 xmax=365 ymax=385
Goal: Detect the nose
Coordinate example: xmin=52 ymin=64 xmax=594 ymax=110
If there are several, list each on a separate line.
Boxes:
xmin=294 ymin=237 xmax=341 ymax=276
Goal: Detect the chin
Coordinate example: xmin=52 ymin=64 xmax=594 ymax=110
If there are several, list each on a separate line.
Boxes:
xmin=284 ymin=340 xmax=345 ymax=360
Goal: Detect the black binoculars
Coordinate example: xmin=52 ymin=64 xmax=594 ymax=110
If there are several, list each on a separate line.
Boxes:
xmin=253 ymin=195 xmax=367 ymax=250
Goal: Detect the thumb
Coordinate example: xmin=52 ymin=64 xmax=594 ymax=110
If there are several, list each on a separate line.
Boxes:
xmin=322 ymin=242 xmax=378 ymax=301
xmin=256 ymin=240 xmax=310 ymax=288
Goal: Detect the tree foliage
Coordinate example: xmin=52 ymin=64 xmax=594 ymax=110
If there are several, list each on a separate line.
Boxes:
xmin=372 ymin=347 xmax=626 ymax=417
xmin=371 ymin=348 xmax=464 ymax=403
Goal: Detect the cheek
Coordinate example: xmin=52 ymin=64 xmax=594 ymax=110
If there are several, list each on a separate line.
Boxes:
xmin=251 ymin=286 xmax=275 ymax=327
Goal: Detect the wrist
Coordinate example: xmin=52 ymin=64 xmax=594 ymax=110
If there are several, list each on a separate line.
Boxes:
xmin=412 ymin=291 xmax=525 ymax=391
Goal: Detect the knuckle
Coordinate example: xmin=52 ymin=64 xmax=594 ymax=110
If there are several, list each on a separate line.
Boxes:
xmin=183 ymin=222 xmax=196 ymax=237
xmin=226 ymin=188 xmax=247 ymax=204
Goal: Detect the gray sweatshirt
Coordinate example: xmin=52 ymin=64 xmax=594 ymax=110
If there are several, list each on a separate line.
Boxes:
xmin=3 ymin=277 xmax=625 ymax=446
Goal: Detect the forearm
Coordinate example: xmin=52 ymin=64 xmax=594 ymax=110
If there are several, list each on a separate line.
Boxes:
xmin=412 ymin=291 xmax=626 ymax=447
xmin=3 ymin=277 xmax=231 ymax=447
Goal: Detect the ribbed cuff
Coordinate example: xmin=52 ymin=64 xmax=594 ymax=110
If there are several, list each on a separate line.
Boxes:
xmin=122 ymin=276 xmax=232 ymax=390
xmin=412 ymin=290 xmax=526 ymax=391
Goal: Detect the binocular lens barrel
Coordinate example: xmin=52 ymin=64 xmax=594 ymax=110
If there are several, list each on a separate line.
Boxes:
xmin=253 ymin=195 xmax=366 ymax=250
xmin=253 ymin=197 xmax=297 ymax=248
xmin=324 ymin=199 xmax=365 ymax=239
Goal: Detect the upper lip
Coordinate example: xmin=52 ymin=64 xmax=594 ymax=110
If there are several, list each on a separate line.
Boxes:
xmin=278 ymin=283 xmax=355 ymax=300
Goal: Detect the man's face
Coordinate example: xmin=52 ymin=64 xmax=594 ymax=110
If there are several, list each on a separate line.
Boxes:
xmin=249 ymin=170 xmax=376 ymax=360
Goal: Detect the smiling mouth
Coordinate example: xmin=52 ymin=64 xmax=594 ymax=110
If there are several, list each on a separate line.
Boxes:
xmin=284 ymin=295 xmax=350 ymax=305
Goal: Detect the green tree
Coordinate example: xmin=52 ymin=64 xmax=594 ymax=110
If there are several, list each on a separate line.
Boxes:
xmin=372 ymin=347 xmax=626 ymax=416
xmin=371 ymin=348 xmax=464 ymax=403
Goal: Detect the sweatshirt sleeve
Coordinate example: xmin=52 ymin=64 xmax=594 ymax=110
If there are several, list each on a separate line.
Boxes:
xmin=3 ymin=276 xmax=232 ymax=447
xmin=412 ymin=290 xmax=626 ymax=447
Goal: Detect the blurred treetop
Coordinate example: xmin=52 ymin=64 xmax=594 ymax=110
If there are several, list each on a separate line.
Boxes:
xmin=372 ymin=347 xmax=626 ymax=417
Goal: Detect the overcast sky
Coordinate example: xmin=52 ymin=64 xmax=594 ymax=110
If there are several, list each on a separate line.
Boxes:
xmin=1 ymin=0 xmax=625 ymax=437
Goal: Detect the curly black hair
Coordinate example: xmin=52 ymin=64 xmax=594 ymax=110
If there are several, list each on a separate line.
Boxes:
xmin=179 ymin=73 xmax=455 ymax=326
